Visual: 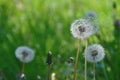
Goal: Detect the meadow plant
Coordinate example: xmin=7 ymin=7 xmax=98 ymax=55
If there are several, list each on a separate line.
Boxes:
xmin=46 ymin=51 xmax=52 ymax=80
xmin=70 ymin=11 xmax=100 ymax=80
xmin=70 ymin=18 xmax=93 ymax=80
xmin=65 ymin=57 xmax=74 ymax=80
xmin=15 ymin=46 xmax=35 ymax=80
xmin=84 ymin=44 xmax=105 ymax=63
xmin=13 ymin=11 xmax=104 ymax=80
xmin=0 ymin=0 xmax=118 ymax=79
xmin=84 ymin=44 xmax=105 ymax=80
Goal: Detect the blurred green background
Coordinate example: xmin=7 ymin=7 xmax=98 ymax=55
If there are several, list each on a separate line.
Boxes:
xmin=0 ymin=0 xmax=120 ymax=80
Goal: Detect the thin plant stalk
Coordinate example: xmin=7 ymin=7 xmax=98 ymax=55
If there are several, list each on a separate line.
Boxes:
xmin=93 ymin=63 xmax=96 ymax=80
xmin=66 ymin=74 xmax=69 ymax=80
xmin=47 ymin=65 xmax=50 ymax=80
xmin=22 ymin=63 xmax=25 ymax=73
xmin=73 ymin=40 xmax=80 ymax=80
xmin=85 ymin=39 xmax=88 ymax=80
xmin=102 ymin=62 xmax=109 ymax=80
xmin=19 ymin=63 xmax=25 ymax=80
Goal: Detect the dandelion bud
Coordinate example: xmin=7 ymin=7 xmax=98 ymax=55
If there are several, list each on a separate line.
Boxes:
xmin=46 ymin=51 xmax=52 ymax=65
xmin=113 ymin=1 xmax=117 ymax=9
xmin=68 ymin=57 xmax=74 ymax=64
xmin=114 ymin=20 xmax=120 ymax=29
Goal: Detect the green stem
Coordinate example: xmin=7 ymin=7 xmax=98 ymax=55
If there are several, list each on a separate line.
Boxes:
xmin=66 ymin=74 xmax=69 ymax=80
xmin=93 ymin=63 xmax=96 ymax=80
xmin=22 ymin=63 xmax=25 ymax=73
xmin=73 ymin=40 xmax=80 ymax=80
xmin=102 ymin=62 xmax=109 ymax=80
xmin=85 ymin=40 xmax=88 ymax=80
xmin=47 ymin=65 xmax=50 ymax=80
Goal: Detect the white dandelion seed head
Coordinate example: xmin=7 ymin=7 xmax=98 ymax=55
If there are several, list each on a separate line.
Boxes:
xmin=70 ymin=19 xmax=98 ymax=39
xmin=84 ymin=10 xmax=97 ymax=20
xmin=84 ymin=44 xmax=105 ymax=63
xmin=15 ymin=46 xmax=35 ymax=63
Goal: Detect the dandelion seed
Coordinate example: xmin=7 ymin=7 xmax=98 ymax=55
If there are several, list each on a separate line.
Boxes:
xmin=70 ymin=19 xmax=98 ymax=39
xmin=15 ymin=46 xmax=35 ymax=63
xmin=84 ymin=44 xmax=105 ymax=63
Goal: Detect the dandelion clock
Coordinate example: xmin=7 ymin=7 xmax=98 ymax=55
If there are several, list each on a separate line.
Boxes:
xmin=84 ymin=44 xmax=105 ymax=63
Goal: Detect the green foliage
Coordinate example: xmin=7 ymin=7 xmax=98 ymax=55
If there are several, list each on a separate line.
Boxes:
xmin=0 ymin=0 xmax=120 ymax=80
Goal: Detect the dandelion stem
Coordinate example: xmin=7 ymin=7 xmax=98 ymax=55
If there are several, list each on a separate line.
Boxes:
xmin=102 ymin=62 xmax=109 ymax=80
xmin=85 ymin=39 xmax=88 ymax=80
xmin=66 ymin=74 xmax=69 ymax=80
xmin=93 ymin=63 xmax=96 ymax=80
xmin=47 ymin=65 xmax=50 ymax=80
xmin=22 ymin=63 xmax=25 ymax=73
xmin=73 ymin=40 xmax=80 ymax=80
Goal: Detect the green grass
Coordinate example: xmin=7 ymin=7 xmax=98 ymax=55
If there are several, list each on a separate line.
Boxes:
xmin=0 ymin=0 xmax=120 ymax=80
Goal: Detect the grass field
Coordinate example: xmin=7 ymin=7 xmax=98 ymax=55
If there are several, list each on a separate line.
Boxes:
xmin=0 ymin=0 xmax=120 ymax=80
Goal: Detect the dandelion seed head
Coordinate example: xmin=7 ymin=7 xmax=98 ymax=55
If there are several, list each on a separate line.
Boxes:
xmin=84 ymin=44 xmax=105 ymax=63
xmin=84 ymin=10 xmax=97 ymax=20
xmin=70 ymin=19 xmax=98 ymax=39
xmin=15 ymin=46 xmax=35 ymax=63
